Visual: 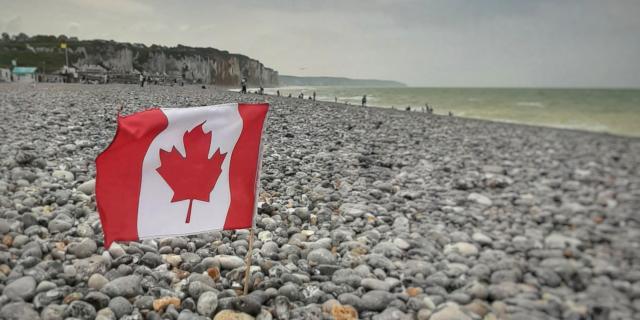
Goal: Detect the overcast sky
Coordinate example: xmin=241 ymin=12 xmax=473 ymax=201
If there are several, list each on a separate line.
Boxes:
xmin=1 ymin=0 xmax=639 ymax=87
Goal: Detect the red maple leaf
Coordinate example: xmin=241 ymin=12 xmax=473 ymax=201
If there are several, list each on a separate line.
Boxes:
xmin=156 ymin=122 xmax=227 ymax=223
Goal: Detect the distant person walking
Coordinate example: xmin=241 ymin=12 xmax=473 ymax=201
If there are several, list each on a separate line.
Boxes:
xmin=241 ymin=78 xmax=247 ymax=94
xmin=361 ymin=95 xmax=367 ymax=107
xmin=259 ymin=86 xmax=264 ymax=95
xmin=335 ymin=96 xmax=338 ymax=103
xmin=139 ymin=74 xmax=145 ymax=87
xmin=313 ymin=91 xmax=316 ymax=101
xmin=277 ymin=90 xmax=280 ymax=97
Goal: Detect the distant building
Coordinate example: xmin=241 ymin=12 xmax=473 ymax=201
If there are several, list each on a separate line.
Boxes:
xmin=76 ymin=64 xmax=109 ymax=83
xmin=59 ymin=66 xmax=78 ymax=83
xmin=107 ymin=67 xmax=142 ymax=84
xmin=40 ymin=74 xmax=64 ymax=83
xmin=0 ymin=68 xmax=11 ymax=82
xmin=12 ymin=67 xmax=38 ymax=83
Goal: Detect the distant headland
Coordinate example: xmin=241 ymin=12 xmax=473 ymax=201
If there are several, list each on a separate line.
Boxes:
xmin=279 ymin=75 xmax=406 ymax=87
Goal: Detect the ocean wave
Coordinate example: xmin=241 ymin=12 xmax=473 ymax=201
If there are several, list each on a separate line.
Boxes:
xmin=515 ymin=101 xmax=545 ymax=108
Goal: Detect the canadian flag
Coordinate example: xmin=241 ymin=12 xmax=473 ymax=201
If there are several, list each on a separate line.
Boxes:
xmin=96 ymin=103 xmax=268 ymax=247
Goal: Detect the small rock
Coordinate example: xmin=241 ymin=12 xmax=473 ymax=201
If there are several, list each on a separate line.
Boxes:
xmin=258 ymin=231 xmax=273 ymax=242
xmin=307 ymin=248 xmax=336 ymax=266
xmin=164 ymin=254 xmax=183 ymax=267
xmin=463 ymin=300 xmax=491 ymax=317
xmin=467 ymin=193 xmax=492 ymax=206
xmin=218 ymin=255 xmax=245 ymax=269
xmin=544 ymin=233 xmax=582 ymax=249
xmin=101 ymin=275 xmax=142 ymax=298
xmin=64 ymin=300 xmax=97 ymax=320
xmin=141 ymin=252 xmax=163 ymax=267
xmin=488 ymin=282 xmax=519 ymax=300
xmin=361 ymin=278 xmax=391 ymax=291
xmin=471 ymin=232 xmax=492 ymax=245
xmin=85 ymin=292 xmax=110 ymax=310
xmin=444 ymin=242 xmax=478 ymax=256
xmin=78 ymin=179 xmax=96 ymax=195
xmin=35 ymin=281 xmax=56 ymax=293
xmin=331 ymin=304 xmax=358 ymax=320
xmin=197 ymin=291 xmax=218 ymax=317
xmin=430 ymin=305 xmax=472 ymax=320
xmin=207 ymin=267 xmax=221 ymax=281
xmin=109 ymin=296 xmax=133 ymax=318
xmin=154 ymin=297 xmax=181 ymax=312
xmin=88 ymin=273 xmax=109 ymax=290
xmin=188 ymin=281 xmax=215 ymax=299
xmin=108 ymin=243 xmax=126 ymax=258
xmin=234 ymin=295 xmax=262 ymax=316
xmin=405 ymin=287 xmax=422 ymax=297
xmin=0 ymin=302 xmax=40 ymax=320
xmin=417 ymin=309 xmax=432 ymax=320
xmin=48 ymin=218 xmax=72 ymax=233
xmin=338 ymin=293 xmax=362 ymax=310
xmin=0 ymin=219 xmax=11 ymax=234
xmin=95 ymin=308 xmax=117 ymax=320
xmin=373 ymin=307 xmax=410 ymax=320
xmin=213 ymin=309 xmax=255 ymax=320
xmin=278 ymin=283 xmax=303 ymax=301
xmin=332 ymin=269 xmax=362 ymax=288
xmin=360 ymin=290 xmax=393 ymax=311
xmin=134 ymin=296 xmax=155 ymax=310
xmin=393 ymin=238 xmax=411 ymax=250
xmin=181 ymin=252 xmax=202 ymax=265
xmin=3 ymin=276 xmax=37 ymax=301
xmin=41 ymin=304 xmax=66 ymax=320
xmin=52 ymin=170 xmax=74 ymax=181
xmin=67 ymin=239 xmax=98 ymax=259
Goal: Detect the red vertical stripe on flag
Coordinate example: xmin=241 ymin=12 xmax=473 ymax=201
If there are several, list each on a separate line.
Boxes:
xmin=96 ymin=108 xmax=168 ymax=247
xmin=224 ymin=103 xmax=269 ymax=229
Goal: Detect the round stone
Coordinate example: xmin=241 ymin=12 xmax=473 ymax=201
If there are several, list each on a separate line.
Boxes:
xmin=3 ymin=276 xmax=36 ymax=301
xmin=196 ymin=291 xmax=218 ymax=317
xmin=307 ymin=248 xmax=336 ymax=266
xmin=88 ymin=274 xmax=109 ymax=290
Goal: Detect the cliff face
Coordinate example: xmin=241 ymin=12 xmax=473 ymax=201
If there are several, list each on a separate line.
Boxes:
xmin=0 ymin=36 xmax=278 ymax=86
xmin=73 ymin=42 xmax=278 ymax=86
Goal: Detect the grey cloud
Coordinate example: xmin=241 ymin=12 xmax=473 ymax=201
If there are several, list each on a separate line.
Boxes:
xmin=5 ymin=16 xmax=23 ymax=33
xmin=68 ymin=22 xmax=80 ymax=36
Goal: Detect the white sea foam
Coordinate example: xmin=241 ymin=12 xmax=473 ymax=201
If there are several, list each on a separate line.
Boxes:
xmin=515 ymin=101 xmax=545 ymax=108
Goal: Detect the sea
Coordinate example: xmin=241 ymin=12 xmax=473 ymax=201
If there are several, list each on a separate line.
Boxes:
xmin=259 ymin=87 xmax=640 ymax=137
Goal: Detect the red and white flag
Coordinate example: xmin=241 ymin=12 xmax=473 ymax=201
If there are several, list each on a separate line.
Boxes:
xmin=96 ymin=103 xmax=268 ymax=247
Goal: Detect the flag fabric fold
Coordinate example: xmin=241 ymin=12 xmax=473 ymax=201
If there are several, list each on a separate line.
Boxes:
xmin=96 ymin=103 xmax=268 ymax=247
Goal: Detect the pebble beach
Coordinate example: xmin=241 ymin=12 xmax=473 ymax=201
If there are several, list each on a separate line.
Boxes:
xmin=0 ymin=83 xmax=639 ymax=320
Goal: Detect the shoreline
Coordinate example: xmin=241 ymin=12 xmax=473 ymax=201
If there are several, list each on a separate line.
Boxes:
xmin=247 ymin=85 xmax=640 ymax=138
xmin=228 ymin=87 xmax=640 ymax=140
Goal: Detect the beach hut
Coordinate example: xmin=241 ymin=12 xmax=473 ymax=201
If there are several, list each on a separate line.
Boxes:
xmin=12 ymin=67 xmax=38 ymax=83
xmin=76 ymin=64 xmax=109 ymax=83
xmin=0 ymin=68 xmax=11 ymax=82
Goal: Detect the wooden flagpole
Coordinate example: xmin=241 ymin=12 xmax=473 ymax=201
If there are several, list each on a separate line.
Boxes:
xmin=242 ymin=227 xmax=255 ymax=295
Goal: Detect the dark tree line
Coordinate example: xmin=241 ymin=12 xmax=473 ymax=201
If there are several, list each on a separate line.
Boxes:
xmin=0 ymin=33 xmax=78 ymax=43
